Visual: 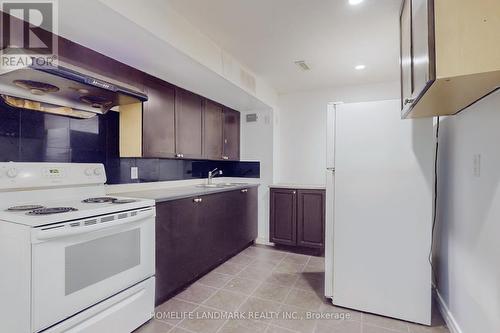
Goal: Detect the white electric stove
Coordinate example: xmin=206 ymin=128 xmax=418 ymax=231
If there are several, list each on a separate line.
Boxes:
xmin=0 ymin=162 xmax=156 ymax=333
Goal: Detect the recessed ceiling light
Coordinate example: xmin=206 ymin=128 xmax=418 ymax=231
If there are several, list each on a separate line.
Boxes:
xmin=349 ymin=0 xmax=364 ymax=5
xmin=355 ymin=64 xmax=366 ymax=70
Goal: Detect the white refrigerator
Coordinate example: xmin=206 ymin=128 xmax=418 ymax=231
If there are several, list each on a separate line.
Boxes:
xmin=324 ymin=100 xmax=435 ymax=325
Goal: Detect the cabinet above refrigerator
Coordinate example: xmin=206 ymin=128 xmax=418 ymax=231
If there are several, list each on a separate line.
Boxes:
xmin=400 ymin=0 xmax=500 ymax=118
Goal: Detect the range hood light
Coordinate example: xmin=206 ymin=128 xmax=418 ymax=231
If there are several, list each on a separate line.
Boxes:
xmin=77 ymin=88 xmax=89 ymax=94
xmin=14 ymin=79 xmax=59 ymax=94
xmin=69 ymin=87 xmax=90 ymax=95
xmin=30 ymin=89 xmax=46 ymax=95
xmin=1 ymin=95 xmax=97 ymax=119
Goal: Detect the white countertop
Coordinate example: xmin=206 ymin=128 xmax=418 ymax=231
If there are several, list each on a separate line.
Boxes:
xmin=269 ymin=183 xmax=326 ymax=190
xmin=109 ymin=183 xmax=259 ymax=203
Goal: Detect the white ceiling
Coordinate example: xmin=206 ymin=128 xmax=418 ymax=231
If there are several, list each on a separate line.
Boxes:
xmin=57 ymin=0 xmax=271 ymax=111
xmin=166 ymin=0 xmax=402 ymax=94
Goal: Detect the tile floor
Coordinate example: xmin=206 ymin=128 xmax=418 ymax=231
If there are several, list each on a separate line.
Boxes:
xmin=136 ymin=245 xmax=450 ymax=333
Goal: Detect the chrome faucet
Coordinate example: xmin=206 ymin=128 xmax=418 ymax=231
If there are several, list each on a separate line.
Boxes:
xmin=207 ymin=168 xmax=223 ymax=185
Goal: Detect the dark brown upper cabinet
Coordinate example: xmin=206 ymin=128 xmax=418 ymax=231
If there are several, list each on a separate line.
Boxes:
xmin=270 ymin=187 xmax=325 ymax=251
xmin=222 ymin=107 xmax=240 ymax=161
xmin=175 ymin=88 xmax=203 ymax=159
xmin=202 ymin=100 xmax=223 ymax=160
xmin=121 ymin=88 xmax=242 ymax=160
xmin=400 ymin=0 xmax=500 ymax=118
xmin=400 ymin=0 xmax=435 ymax=117
xmin=409 ymin=0 xmax=435 ymax=105
xmin=400 ymin=0 xmax=414 ymax=113
xmin=142 ymin=76 xmax=176 ymax=158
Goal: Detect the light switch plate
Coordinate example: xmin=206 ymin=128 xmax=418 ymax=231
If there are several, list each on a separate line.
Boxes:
xmin=131 ymin=167 xmax=139 ymax=180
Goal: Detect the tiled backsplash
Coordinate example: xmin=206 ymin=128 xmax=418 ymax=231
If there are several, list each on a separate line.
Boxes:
xmin=0 ymin=105 xmax=259 ymax=184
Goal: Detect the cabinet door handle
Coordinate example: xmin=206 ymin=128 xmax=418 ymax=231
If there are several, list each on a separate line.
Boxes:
xmin=241 ymin=189 xmax=248 ymax=193
xmin=193 ymin=198 xmax=202 ymax=203
xmin=404 ymin=98 xmax=415 ymax=106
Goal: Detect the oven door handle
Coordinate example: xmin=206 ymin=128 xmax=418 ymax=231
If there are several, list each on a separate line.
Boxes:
xmin=33 ymin=208 xmax=154 ymax=241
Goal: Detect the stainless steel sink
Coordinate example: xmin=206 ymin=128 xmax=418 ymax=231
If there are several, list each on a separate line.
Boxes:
xmin=196 ymin=184 xmax=220 ymax=188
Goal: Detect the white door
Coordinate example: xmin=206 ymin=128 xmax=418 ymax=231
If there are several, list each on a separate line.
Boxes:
xmin=31 ymin=208 xmax=155 ymax=332
xmin=332 ymin=100 xmax=434 ymax=325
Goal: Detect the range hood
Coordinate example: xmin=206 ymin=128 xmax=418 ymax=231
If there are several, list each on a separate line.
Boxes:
xmin=0 ymin=62 xmax=148 ymax=118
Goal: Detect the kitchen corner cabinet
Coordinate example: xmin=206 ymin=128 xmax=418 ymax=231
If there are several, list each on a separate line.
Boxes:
xmin=203 ymin=100 xmax=223 ymax=160
xmin=222 ymin=107 xmax=240 ymax=161
xmin=155 ymin=187 xmax=257 ymax=305
xmin=400 ymin=0 xmax=500 ymax=118
xmin=270 ymin=188 xmax=325 ymax=250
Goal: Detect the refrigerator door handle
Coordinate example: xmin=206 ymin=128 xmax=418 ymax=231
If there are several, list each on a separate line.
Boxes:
xmin=325 ymin=168 xmax=335 ymax=299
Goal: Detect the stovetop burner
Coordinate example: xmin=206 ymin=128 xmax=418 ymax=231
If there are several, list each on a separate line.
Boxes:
xmin=26 ymin=207 xmax=78 ymax=215
xmin=7 ymin=205 xmax=45 ymax=212
xmin=112 ymin=199 xmax=138 ymax=204
xmin=82 ymin=197 xmax=117 ymax=203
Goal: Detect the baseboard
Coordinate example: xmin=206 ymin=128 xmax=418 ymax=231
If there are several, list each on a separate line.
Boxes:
xmin=435 ymin=289 xmax=463 ymax=333
xmin=255 ymin=237 xmax=274 ymax=246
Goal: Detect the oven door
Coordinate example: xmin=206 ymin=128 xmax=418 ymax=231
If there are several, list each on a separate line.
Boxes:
xmin=31 ymin=207 xmax=155 ymax=333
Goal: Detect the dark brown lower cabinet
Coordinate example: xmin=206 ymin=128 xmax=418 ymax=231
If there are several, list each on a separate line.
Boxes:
xmin=270 ymin=188 xmax=325 ymax=250
xmin=155 ymin=187 xmax=257 ymax=305
xmin=297 ymin=190 xmax=325 ymax=249
xmin=270 ymin=189 xmax=297 ymax=246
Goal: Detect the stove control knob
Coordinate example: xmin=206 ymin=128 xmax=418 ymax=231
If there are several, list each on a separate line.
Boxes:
xmin=93 ymin=168 xmax=103 ymax=176
xmin=84 ymin=168 xmax=93 ymax=176
xmin=7 ymin=168 xmax=18 ymax=178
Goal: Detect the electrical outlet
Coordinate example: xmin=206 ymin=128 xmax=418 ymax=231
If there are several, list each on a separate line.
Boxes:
xmin=131 ymin=167 xmax=139 ymax=180
xmin=473 ymin=154 xmax=481 ymax=177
